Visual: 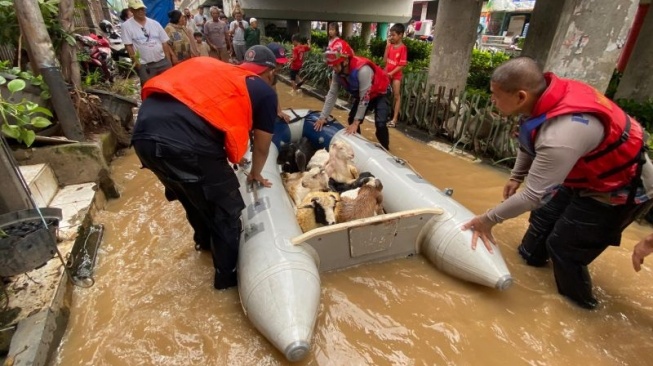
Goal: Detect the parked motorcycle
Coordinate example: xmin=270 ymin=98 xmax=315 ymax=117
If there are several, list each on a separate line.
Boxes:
xmin=75 ymin=33 xmax=115 ymax=82
xmin=99 ymin=20 xmax=133 ymax=76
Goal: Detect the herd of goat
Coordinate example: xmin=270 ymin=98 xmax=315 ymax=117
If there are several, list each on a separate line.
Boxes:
xmin=277 ymin=138 xmax=385 ymax=233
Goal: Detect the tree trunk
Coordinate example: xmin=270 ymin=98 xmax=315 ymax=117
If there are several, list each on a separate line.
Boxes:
xmin=14 ymin=0 xmax=85 ymax=142
xmin=59 ymin=0 xmax=81 ymax=90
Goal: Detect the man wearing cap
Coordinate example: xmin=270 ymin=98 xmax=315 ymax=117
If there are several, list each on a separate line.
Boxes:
xmin=229 ymin=10 xmax=249 ymax=62
xmin=266 ymin=43 xmax=291 ymax=123
xmin=121 ymin=0 xmax=174 ymax=86
xmin=313 ymin=41 xmax=392 ymax=150
xmin=131 ymin=45 xmax=279 ymax=290
xmin=245 ymin=18 xmax=261 ymax=50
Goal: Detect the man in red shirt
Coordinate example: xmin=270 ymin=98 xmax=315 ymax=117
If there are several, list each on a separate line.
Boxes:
xmin=289 ymin=33 xmax=310 ymax=95
xmin=383 ymin=23 xmax=408 ymax=127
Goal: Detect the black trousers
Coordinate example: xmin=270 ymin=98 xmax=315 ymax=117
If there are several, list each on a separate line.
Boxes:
xmin=519 ymin=186 xmax=648 ymax=305
xmin=132 ymin=140 xmax=244 ymax=288
xmin=348 ymin=94 xmax=390 ymax=150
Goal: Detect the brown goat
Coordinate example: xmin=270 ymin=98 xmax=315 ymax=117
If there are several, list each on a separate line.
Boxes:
xmin=335 ymin=178 xmax=384 ymax=223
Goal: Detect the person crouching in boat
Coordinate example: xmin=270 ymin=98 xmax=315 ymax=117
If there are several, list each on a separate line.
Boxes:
xmin=131 ymin=45 xmax=279 ymax=290
xmin=312 ymin=40 xmax=392 ymax=150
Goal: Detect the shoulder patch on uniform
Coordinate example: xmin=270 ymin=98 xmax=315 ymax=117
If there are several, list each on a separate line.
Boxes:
xmin=571 ymin=113 xmax=589 ymax=125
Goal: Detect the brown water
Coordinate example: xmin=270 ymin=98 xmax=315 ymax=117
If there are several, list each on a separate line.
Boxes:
xmin=54 ymin=83 xmax=653 ymax=366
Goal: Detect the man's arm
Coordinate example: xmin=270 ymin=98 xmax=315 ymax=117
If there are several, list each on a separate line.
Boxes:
xmin=162 ymin=42 xmax=177 ymax=64
xmin=320 ymin=74 xmax=340 ymax=119
xmin=484 ymin=115 xmax=605 ymax=223
xmin=249 ymin=129 xmax=273 ymax=186
xmin=353 ymin=65 xmax=373 ymax=122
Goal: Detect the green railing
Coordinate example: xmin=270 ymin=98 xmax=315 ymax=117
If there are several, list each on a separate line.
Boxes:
xmin=398 ymin=70 xmax=519 ymax=166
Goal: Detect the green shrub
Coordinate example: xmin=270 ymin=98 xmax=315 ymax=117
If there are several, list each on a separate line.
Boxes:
xmin=616 ymin=98 xmax=653 ymax=131
xmin=369 ymin=38 xmax=386 ymax=59
xmin=467 ymin=48 xmax=510 ymax=91
xmin=346 ymin=36 xmax=367 ymax=54
xmin=311 ymin=30 xmax=328 ymax=49
xmin=403 ymin=38 xmax=432 ymax=62
xmin=299 ymin=50 xmax=332 ymax=91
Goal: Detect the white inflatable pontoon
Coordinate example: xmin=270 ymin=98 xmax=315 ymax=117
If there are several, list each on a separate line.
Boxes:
xmin=236 ymin=110 xmax=512 ymax=362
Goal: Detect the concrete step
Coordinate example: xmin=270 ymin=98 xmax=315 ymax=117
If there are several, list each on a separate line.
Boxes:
xmin=49 ymin=182 xmax=101 ymax=241
xmin=19 ymin=163 xmax=59 ymax=208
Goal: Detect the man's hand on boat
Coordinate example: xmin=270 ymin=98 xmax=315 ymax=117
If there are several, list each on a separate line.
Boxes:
xmin=278 ymin=111 xmax=291 ymax=123
xmin=313 ymin=116 xmax=327 ymax=131
xmin=344 ymin=120 xmax=361 ymax=135
xmin=247 ymin=172 xmax=272 ymax=188
xmin=462 ymin=215 xmax=496 ymax=254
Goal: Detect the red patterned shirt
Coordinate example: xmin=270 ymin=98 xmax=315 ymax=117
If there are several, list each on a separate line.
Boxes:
xmin=385 ymin=43 xmax=408 ymax=78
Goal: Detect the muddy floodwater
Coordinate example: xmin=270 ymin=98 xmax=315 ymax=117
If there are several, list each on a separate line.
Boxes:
xmin=54 ymin=83 xmax=653 ymax=365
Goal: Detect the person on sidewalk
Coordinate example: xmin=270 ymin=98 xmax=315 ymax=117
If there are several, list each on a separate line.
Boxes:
xmin=462 ymin=57 xmax=653 ymax=309
xmin=312 ymin=41 xmax=391 ymax=150
xmin=288 ymin=34 xmax=310 ymax=96
xmin=229 ymin=10 xmax=249 ymax=62
xmin=165 ymin=10 xmax=198 ymax=63
xmin=383 ymin=23 xmax=408 ymax=127
xmin=131 ymin=46 xmax=279 ymax=290
xmin=121 ymin=0 xmax=174 ymax=86
xmin=204 ymin=7 xmax=230 ymax=62
xmin=245 ymin=18 xmax=261 ymax=50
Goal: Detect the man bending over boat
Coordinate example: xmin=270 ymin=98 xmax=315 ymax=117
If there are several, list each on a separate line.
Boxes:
xmin=462 ymin=57 xmax=653 ymax=309
xmin=312 ymin=40 xmax=392 ymax=150
xmin=131 ymin=45 xmax=279 ymax=290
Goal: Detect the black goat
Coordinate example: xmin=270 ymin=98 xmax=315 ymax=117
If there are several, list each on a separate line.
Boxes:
xmin=328 ymin=172 xmax=375 ymax=193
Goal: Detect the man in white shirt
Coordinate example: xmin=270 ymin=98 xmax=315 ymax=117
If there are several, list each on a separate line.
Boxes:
xmin=121 ymin=0 xmax=174 ymax=85
xmin=193 ymin=7 xmax=206 ymax=30
xmin=229 ymin=10 xmax=248 ymax=62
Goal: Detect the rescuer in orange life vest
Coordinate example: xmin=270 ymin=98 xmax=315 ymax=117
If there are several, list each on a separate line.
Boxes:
xmin=131 ymin=45 xmax=279 ymax=290
xmin=312 ymin=40 xmax=392 ymax=150
xmin=462 ymin=57 xmax=653 ymax=309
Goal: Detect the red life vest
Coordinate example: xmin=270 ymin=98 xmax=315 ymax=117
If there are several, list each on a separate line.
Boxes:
xmin=336 ymin=56 xmax=390 ymax=99
xmin=142 ymin=57 xmax=255 ymax=164
xmin=518 ymin=73 xmax=644 ymax=192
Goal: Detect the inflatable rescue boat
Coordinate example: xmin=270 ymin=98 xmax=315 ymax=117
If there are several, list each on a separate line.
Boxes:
xmin=236 ymin=110 xmax=512 ymax=362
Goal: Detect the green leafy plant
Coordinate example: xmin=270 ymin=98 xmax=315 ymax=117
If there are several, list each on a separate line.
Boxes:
xmin=310 ymin=30 xmax=328 ymax=49
xmin=616 ymin=98 xmax=653 ymax=131
xmin=467 ymin=48 xmax=510 ymax=91
xmin=0 ymin=75 xmax=53 ymax=147
xmin=0 ymin=61 xmax=51 ymax=100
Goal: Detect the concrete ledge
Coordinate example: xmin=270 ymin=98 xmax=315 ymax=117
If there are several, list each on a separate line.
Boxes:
xmin=13 ymin=133 xmax=120 ymax=200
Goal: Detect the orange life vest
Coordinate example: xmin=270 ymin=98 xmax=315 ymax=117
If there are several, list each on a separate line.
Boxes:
xmin=519 ymin=73 xmax=644 ymax=192
xmin=142 ymin=57 xmax=255 ymax=164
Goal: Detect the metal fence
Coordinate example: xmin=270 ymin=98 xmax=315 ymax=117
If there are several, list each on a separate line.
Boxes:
xmin=398 ymin=70 xmax=519 ymax=166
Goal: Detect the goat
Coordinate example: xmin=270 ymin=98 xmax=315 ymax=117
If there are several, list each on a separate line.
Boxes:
xmin=325 ymin=140 xmax=359 ymax=184
xmin=335 ymin=178 xmax=384 ymax=223
xmin=328 ymin=172 xmax=375 ymax=193
xmin=277 ymin=137 xmax=316 ymax=173
xmin=281 ymin=167 xmax=330 ymax=206
xmin=307 ymin=148 xmax=329 ymax=170
xmin=296 ymin=191 xmax=340 ymax=232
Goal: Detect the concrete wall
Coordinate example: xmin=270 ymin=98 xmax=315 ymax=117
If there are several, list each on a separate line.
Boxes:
xmin=223 ymin=0 xmax=412 ymax=23
xmin=524 ymin=0 xmax=638 ymax=93
xmin=427 ymin=0 xmax=483 ymax=92
xmin=615 ymin=4 xmax=653 ymax=101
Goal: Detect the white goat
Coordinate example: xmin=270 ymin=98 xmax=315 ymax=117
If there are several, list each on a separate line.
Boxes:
xmin=282 ymin=167 xmax=330 ymax=206
xmin=325 ymin=140 xmax=359 ymax=184
xmin=307 ymin=148 xmax=329 ymax=170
